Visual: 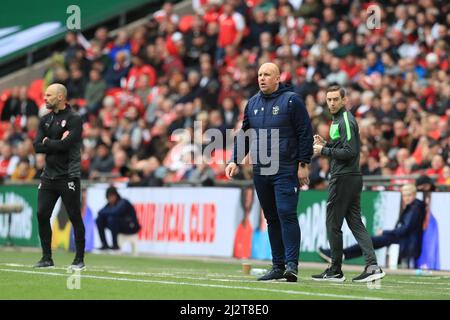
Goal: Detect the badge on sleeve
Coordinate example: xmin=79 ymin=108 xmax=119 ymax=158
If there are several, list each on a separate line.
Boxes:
xmin=61 ymin=120 xmax=66 ymax=128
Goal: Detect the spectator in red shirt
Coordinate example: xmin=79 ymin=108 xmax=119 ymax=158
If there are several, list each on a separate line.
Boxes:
xmin=196 ymin=0 xmax=222 ymax=25
xmin=126 ymin=55 xmax=157 ymax=91
xmin=340 ymin=55 xmax=362 ymax=81
xmin=216 ymin=1 xmax=245 ymax=63
xmin=130 ymin=26 xmax=147 ymax=56
xmin=394 ymin=148 xmax=412 ymax=176
xmin=0 ymin=143 xmax=16 ymax=179
xmin=426 ymin=154 xmax=445 ymax=183
xmin=153 ymin=1 xmax=179 ymax=25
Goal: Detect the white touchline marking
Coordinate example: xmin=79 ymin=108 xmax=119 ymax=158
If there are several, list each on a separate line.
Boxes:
xmin=0 ymin=264 xmax=246 ymax=278
xmin=0 ymin=268 xmax=386 ymax=300
xmin=394 ymin=280 xmax=450 ymax=287
xmin=1 ymin=263 xmax=117 ymax=274
xmin=106 ymin=270 xmax=446 ymax=291
xmin=107 ymin=270 xmax=258 ymax=283
xmin=2 ymin=263 xmax=449 ymax=293
xmin=0 ymin=265 xmax=397 ymax=288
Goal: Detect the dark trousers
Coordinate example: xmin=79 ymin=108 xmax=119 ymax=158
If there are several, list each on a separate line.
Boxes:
xmin=327 ymin=175 xmax=377 ymax=267
xmin=253 ymin=169 xmax=300 ymax=267
xmin=343 ymin=233 xmax=398 ymax=260
xmin=37 ymin=178 xmax=85 ymax=259
xmin=96 ymin=213 xmax=120 ymax=248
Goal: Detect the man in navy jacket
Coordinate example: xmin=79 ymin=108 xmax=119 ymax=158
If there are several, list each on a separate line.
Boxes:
xmin=96 ymin=186 xmax=141 ymax=250
xmin=226 ymin=62 xmax=313 ymax=282
xmin=318 ymin=184 xmax=426 ymax=268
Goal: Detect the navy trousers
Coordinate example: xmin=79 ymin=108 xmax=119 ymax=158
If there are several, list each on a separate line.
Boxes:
xmin=343 ymin=233 xmax=398 ymax=260
xmin=96 ymin=213 xmax=121 ymax=248
xmin=253 ymin=168 xmax=300 ymax=267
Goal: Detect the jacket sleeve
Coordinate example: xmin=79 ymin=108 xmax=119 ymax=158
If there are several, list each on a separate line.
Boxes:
xmin=384 ymin=200 xmax=425 ymax=238
xmin=44 ymin=115 xmax=82 ymax=152
xmin=321 ymin=113 xmax=358 ymax=160
xmin=126 ymin=199 xmax=138 ymax=217
xmin=232 ymin=101 xmax=250 ymax=164
xmin=98 ymin=204 xmax=109 ymax=216
xmin=289 ymin=95 xmax=313 ymax=164
xmin=33 ymin=117 xmax=50 ymax=154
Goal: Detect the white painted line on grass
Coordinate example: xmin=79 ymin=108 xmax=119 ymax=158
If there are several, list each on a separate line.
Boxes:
xmin=3 ymin=263 xmax=449 ymax=296
xmin=394 ymin=280 xmax=450 ymax=287
xmin=0 ymin=268 xmax=386 ymax=300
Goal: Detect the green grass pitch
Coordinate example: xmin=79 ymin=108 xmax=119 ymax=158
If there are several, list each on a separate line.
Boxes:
xmin=0 ymin=249 xmax=449 ymax=300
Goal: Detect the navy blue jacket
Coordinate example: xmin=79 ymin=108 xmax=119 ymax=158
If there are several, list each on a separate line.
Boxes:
xmin=99 ymin=198 xmax=141 ymax=234
xmin=383 ymin=198 xmax=426 ymax=261
xmin=232 ymin=84 xmax=313 ymax=173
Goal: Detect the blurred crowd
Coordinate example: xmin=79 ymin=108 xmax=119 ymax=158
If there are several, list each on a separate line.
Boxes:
xmin=0 ymin=0 xmax=449 ymax=190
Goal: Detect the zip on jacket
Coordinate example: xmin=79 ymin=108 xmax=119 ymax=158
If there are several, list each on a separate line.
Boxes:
xmin=321 ymin=108 xmax=361 ymax=177
xmin=33 ymin=105 xmax=82 ymax=179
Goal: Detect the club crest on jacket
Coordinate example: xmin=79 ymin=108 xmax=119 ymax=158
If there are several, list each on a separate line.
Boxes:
xmin=272 ymin=106 xmax=280 ymax=115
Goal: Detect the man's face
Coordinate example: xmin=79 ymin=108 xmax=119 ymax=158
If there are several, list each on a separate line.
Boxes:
xmin=401 ymin=190 xmax=416 ymax=207
xmin=44 ymin=87 xmax=61 ymax=110
xmin=107 ymin=194 xmax=118 ymax=205
xmin=258 ymin=64 xmax=280 ymax=95
xmin=326 ymin=90 xmax=345 ymax=114
xmin=17 ymin=162 xmax=29 ymax=177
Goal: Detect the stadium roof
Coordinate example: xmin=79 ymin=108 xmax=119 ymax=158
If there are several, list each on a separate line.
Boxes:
xmin=0 ymin=0 xmax=156 ymax=66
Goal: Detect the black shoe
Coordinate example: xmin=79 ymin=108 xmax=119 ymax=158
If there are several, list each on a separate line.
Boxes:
xmin=311 ymin=266 xmax=345 ymax=282
xmin=318 ymin=247 xmax=332 ymax=263
xmin=68 ymin=258 xmax=86 ymax=271
xmin=34 ymin=257 xmax=54 ymax=268
xmin=257 ymin=266 xmax=285 ymax=281
xmin=97 ymin=245 xmax=110 ymax=250
xmin=352 ymin=265 xmax=385 ymax=283
xmin=110 ymin=245 xmax=120 ymax=250
xmin=283 ymin=262 xmax=298 ymax=282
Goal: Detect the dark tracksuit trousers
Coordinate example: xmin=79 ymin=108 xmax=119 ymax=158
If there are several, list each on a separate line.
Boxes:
xmin=327 ymin=175 xmax=377 ymax=267
xmin=253 ymin=167 xmax=300 ymax=268
xmin=96 ymin=214 xmax=120 ymax=248
xmin=343 ymin=234 xmax=397 ymax=260
xmin=37 ymin=177 xmax=85 ymax=259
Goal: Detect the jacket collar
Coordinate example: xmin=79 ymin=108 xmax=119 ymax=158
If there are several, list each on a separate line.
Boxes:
xmin=53 ymin=103 xmax=71 ymax=115
xmin=332 ymin=107 xmax=346 ymax=119
xmin=259 ymin=83 xmax=293 ymax=99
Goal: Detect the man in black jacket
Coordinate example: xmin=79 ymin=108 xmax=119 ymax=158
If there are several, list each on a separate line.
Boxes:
xmin=318 ymin=184 xmax=425 ymax=269
xmin=311 ymin=85 xmax=385 ymax=283
xmin=32 ymin=83 xmax=85 ymax=270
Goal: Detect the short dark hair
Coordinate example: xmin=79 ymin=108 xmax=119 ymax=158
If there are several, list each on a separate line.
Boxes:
xmin=106 ymin=185 xmax=120 ymax=198
xmin=416 ymin=175 xmax=436 ymax=191
xmin=326 ymin=85 xmax=346 ymax=98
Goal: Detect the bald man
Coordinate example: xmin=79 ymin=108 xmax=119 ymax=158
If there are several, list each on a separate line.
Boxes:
xmin=33 ymin=83 xmax=86 ymax=270
xmin=225 ymin=63 xmax=313 ymax=282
